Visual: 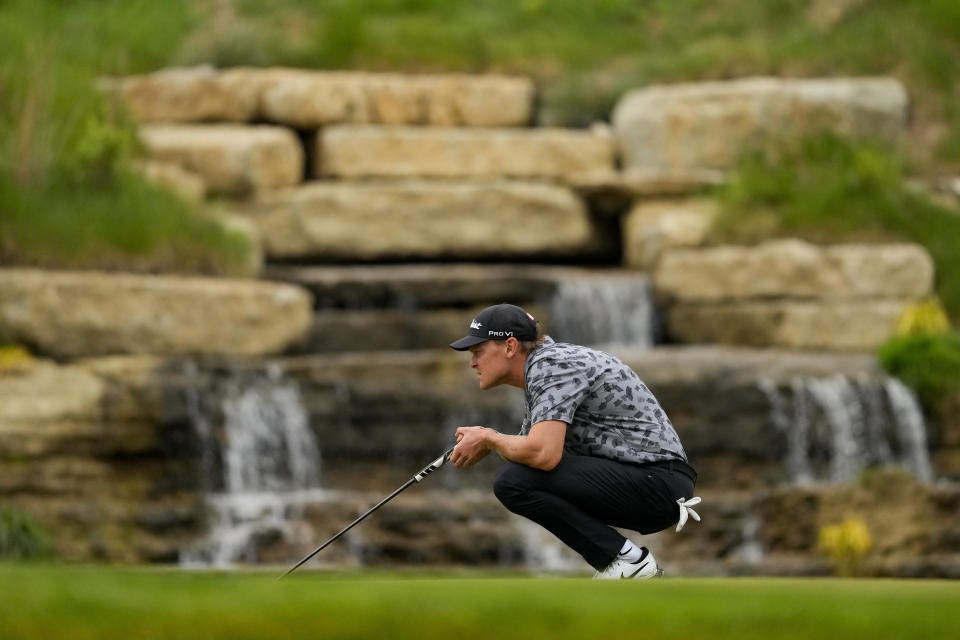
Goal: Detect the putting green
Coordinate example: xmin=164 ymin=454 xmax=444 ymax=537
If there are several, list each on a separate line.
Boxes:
xmin=1 ymin=564 xmax=957 ymax=640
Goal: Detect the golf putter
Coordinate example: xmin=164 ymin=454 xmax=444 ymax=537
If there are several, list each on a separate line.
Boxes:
xmin=278 ymin=445 xmax=456 ymax=579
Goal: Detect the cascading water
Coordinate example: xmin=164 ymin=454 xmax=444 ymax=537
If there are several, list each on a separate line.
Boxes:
xmin=181 ymin=365 xmax=324 ymax=568
xmin=760 ymin=375 xmax=934 ymax=485
xmin=884 ymin=378 xmax=934 ymax=483
xmin=548 ymin=272 xmax=656 ymax=349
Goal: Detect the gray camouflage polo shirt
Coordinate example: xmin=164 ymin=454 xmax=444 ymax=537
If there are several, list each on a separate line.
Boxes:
xmin=519 ymin=337 xmax=688 ymax=465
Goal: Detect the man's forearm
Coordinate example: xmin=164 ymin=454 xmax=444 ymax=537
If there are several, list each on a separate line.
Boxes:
xmin=485 ymin=426 xmax=563 ymax=470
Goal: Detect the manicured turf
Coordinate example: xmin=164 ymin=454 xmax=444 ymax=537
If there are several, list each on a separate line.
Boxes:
xmin=1 ymin=564 xmax=957 ymax=640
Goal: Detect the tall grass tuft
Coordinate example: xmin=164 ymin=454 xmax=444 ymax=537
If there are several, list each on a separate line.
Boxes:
xmin=0 ymin=508 xmax=50 ymax=560
xmin=0 ymin=0 xmax=252 ymax=275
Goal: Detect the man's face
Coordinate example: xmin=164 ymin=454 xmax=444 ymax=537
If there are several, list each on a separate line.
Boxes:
xmin=468 ymin=340 xmax=510 ymax=390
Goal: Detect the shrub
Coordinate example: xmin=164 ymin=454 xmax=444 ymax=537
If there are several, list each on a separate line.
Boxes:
xmin=877 ymin=332 xmax=960 ymax=410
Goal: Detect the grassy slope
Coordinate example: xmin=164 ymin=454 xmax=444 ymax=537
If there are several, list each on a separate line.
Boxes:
xmin=1 ymin=565 xmax=958 ymax=640
xmin=183 ymin=0 xmax=960 ymax=162
xmin=0 ymin=1 xmax=252 ymax=276
xmin=2 ymin=0 xmax=959 ymax=275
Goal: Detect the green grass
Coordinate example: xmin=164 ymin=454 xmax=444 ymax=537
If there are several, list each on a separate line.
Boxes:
xmin=0 ymin=0 xmax=249 ymax=275
xmin=0 ymin=565 xmax=958 ymax=640
xmin=0 ymin=171 xmax=254 ymax=276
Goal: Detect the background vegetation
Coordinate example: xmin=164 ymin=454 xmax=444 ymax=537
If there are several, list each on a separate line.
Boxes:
xmin=0 ymin=0 xmax=251 ymax=275
xmin=1 ymin=565 xmax=958 ymax=640
xmin=879 ymin=332 xmax=960 ymax=411
xmin=1 ymin=0 xmax=958 ymax=280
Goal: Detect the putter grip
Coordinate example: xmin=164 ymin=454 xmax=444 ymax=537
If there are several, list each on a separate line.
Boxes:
xmin=414 ymin=446 xmax=455 ymax=482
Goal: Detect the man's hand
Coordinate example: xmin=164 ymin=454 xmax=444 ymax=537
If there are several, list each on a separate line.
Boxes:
xmin=451 ymin=426 xmax=493 ymax=468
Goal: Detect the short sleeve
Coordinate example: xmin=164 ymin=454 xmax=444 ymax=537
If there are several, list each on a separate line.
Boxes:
xmin=526 ymin=356 xmax=591 ymax=425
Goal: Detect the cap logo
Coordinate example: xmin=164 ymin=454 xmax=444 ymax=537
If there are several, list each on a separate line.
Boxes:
xmin=470 ymin=319 xmax=482 ymax=330
xmin=488 ymin=331 xmax=513 ymax=337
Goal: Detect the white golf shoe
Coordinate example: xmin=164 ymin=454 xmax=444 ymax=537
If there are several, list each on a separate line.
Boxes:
xmin=593 ymin=545 xmax=663 ymax=580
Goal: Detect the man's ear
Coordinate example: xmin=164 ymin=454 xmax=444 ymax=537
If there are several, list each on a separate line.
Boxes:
xmin=504 ymin=337 xmax=520 ymax=357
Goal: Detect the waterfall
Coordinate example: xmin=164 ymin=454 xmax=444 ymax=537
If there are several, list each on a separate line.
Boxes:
xmin=181 ymin=365 xmax=324 ymax=568
xmin=548 ymin=272 xmax=656 ymax=349
xmin=760 ymin=375 xmax=934 ymax=485
xmin=884 ymin=378 xmax=934 ymax=483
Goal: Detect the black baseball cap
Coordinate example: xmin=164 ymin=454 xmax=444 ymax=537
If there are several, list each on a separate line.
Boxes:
xmin=449 ymin=304 xmax=539 ymax=351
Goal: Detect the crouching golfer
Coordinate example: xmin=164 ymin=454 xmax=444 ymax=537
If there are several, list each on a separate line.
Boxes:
xmin=449 ymin=303 xmax=699 ymax=579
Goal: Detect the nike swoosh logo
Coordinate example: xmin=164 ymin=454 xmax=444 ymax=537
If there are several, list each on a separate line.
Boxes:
xmin=628 ymin=547 xmax=650 ymax=565
xmin=625 ymin=562 xmax=649 ymax=578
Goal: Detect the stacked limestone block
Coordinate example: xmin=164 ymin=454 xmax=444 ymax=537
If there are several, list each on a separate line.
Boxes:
xmin=105 ymin=66 xmax=616 ymax=263
xmin=612 ymin=77 xmax=932 ymax=351
xmin=110 ymin=67 xmax=931 ymax=351
xmin=652 ymin=240 xmax=934 ymax=351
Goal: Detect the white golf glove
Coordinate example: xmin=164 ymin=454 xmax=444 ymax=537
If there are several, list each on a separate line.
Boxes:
xmin=675 ymin=496 xmax=702 ymax=532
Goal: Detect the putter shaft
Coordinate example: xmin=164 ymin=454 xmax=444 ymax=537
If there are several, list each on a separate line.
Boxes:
xmin=279 ymin=446 xmax=455 ymax=578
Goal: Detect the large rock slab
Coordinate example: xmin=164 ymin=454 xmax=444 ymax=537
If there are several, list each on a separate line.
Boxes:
xmin=654 ymin=240 xmax=934 ymax=302
xmin=666 ymin=299 xmax=909 ymax=350
xmin=0 ymin=269 xmax=312 ymax=358
xmin=239 ymin=181 xmax=598 ymax=260
xmin=255 ymin=69 xmax=534 ymax=128
xmin=302 ymin=308 xmax=482 ymax=353
xmin=264 ymin=263 xmax=564 ymax=309
xmin=0 ymin=360 xmax=118 ymax=457
xmin=317 ymin=125 xmax=615 ymax=179
xmin=100 ymin=65 xmax=259 ymax=123
xmin=140 ymin=124 xmax=303 ymax=196
xmin=623 ymin=198 xmax=717 ymax=269
xmin=104 ymin=66 xmax=533 ymax=127
xmin=613 ymin=77 xmax=908 ymax=172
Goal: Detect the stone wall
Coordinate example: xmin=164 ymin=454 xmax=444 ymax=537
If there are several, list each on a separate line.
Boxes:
xmin=1 ymin=68 xmax=953 ymax=573
xmin=4 ymin=350 xmax=957 ymax=573
xmin=102 ymin=66 xmax=535 ymax=127
xmin=652 ymin=239 xmax=934 ymax=350
xmin=0 ymin=357 xmax=204 ymax=562
xmin=112 ymin=67 xmax=929 ymax=350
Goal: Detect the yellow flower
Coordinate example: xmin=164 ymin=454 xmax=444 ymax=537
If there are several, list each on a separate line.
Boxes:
xmin=818 ymin=518 xmax=872 ymax=577
xmin=895 ymin=297 xmax=950 ymax=337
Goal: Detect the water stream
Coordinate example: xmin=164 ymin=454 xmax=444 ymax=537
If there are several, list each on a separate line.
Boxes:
xmin=548 ymin=272 xmax=656 ymax=349
xmin=180 ymin=365 xmax=324 ymax=568
xmin=759 ymin=375 xmax=934 ymax=485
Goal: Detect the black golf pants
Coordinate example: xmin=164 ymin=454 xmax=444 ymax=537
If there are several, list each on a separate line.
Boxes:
xmin=493 ymin=454 xmax=697 ymax=571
